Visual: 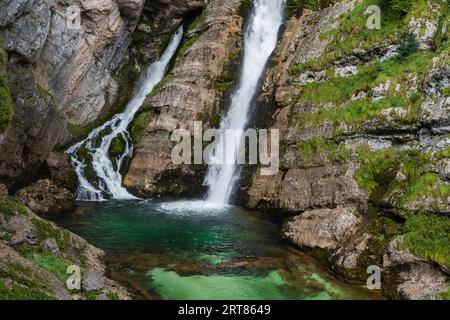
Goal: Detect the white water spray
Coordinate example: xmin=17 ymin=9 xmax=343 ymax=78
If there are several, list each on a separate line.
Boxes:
xmin=204 ymin=0 xmax=284 ymax=206
xmin=66 ymin=26 xmax=183 ymax=201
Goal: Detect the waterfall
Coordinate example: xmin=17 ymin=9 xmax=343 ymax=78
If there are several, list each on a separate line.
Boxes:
xmin=66 ymin=26 xmax=183 ymax=201
xmin=204 ymin=0 xmax=285 ymax=206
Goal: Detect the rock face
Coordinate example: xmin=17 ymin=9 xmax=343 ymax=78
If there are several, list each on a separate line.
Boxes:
xmin=124 ymin=0 xmax=244 ymax=196
xmin=283 ymin=208 xmax=362 ymax=250
xmin=244 ymin=0 xmax=449 ymax=299
xmin=16 ymin=179 xmax=74 ymax=216
xmin=0 ymin=192 xmax=130 ymax=299
xmin=0 ymin=0 xmax=145 ymax=188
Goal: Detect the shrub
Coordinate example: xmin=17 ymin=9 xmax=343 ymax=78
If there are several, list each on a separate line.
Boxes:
xmin=397 ymin=32 xmax=418 ymax=58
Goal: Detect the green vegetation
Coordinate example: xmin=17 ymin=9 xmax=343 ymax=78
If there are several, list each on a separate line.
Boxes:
xmin=36 ymin=82 xmax=57 ymax=107
xmin=132 ymin=31 xmax=149 ymax=43
xmin=289 ymin=51 xmax=433 ymax=131
xmin=0 ymin=41 xmax=13 ymax=132
xmin=177 ymin=35 xmax=200 ymax=60
xmin=384 ymin=0 xmax=412 ymax=15
xmin=131 ymin=111 xmax=155 ymax=144
xmin=436 ymin=287 xmax=450 ymax=300
xmin=0 ymin=263 xmax=55 ymax=300
xmin=155 ymin=33 xmax=173 ymax=56
xmin=188 ymin=12 xmax=204 ymax=31
xmin=286 ymin=0 xmax=340 ymax=16
xmin=32 ymin=218 xmax=70 ymax=253
xmin=212 ymin=78 xmax=235 ymax=92
xmin=354 ymin=147 xmax=449 ymax=209
xmin=148 ymin=72 xmax=175 ymax=98
xmin=397 ymin=32 xmax=418 ymax=58
xmin=109 ymin=135 xmax=126 ymax=158
xmin=288 ymin=0 xmax=445 ymax=74
xmin=402 ymin=214 xmax=450 ymax=267
xmin=0 ymin=195 xmax=28 ymax=220
xmin=27 ymin=252 xmax=70 ymax=283
xmin=295 ymin=138 xmax=349 ymax=167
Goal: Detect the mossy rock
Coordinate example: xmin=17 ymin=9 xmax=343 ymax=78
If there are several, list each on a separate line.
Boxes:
xmin=0 ymin=70 xmax=13 ymax=132
xmin=131 ymin=111 xmax=155 ymax=145
xmin=401 ymin=213 xmax=450 ymax=268
xmin=0 ymin=195 xmax=28 ymax=220
xmin=109 ymin=135 xmax=126 ymax=158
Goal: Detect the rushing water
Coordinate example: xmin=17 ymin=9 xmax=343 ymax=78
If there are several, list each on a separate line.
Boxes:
xmin=66 ymin=27 xmax=183 ymax=201
xmin=204 ymin=0 xmax=285 ymax=206
xmin=57 ymin=200 xmax=378 ymax=300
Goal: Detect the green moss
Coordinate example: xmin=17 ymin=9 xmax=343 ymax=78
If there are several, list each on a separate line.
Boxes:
xmin=290 ymin=51 xmax=432 ymax=130
xmin=212 ymin=78 xmax=235 ymax=92
xmin=188 ymin=13 xmax=204 ymax=31
xmin=108 ymin=291 xmax=119 ymax=300
xmin=354 ymin=147 xmax=449 ymax=211
xmin=27 ymin=252 xmax=70 ymax=283
xmin=155 ymin=33 xmax=173 ymax=56
xmin=83 ymin=289 xmax=102 ymax=300
xmin=131 ymin=31 xmax=149 ymax=43
xmin=148 ymin=72 xmax=175 ymax=98
xmin=0 ymin=72 xmax=13 ymax=132
xmin=31 ymin=218 xmax=69 ymax=253
xmin=131 ymin=111 xmax=155 ymax=145
xmin=0 ymin=195 xmax=28 ymax=220
xmin=36 ymin=83 xmax=57 ymax=107
xmin=436 ymin=287 xmax=450 ymax=300
xmin=109 ymin=135 xmax=126 ymax=158
xmin=176 ymin=35 xmax=199 ymax=60
xmin=0 ymin=263 xmax=56 ymax=300
xmin=442 ymin=86 xmax=450 ymax=97
xmin=402 ymin=213 xmax=450 ymax=267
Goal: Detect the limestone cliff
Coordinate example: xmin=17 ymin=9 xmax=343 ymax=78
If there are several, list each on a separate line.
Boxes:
xmin=0 ymin=0 xmax=146 ymax=190
xmin=245 ymin=0 xmax=449 ymax=299
xmin=124 ymin=0 xmax=245 ymax=196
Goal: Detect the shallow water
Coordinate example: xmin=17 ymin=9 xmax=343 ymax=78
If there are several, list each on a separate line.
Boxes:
xmin=57 ymin=199 xmax=379 ymax=300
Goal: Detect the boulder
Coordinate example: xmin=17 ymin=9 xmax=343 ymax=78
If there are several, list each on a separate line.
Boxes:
xmin=282 ymin=208 xmax=362 ymax=250
xmin=16 ymin=179 xmax=74 ymax=216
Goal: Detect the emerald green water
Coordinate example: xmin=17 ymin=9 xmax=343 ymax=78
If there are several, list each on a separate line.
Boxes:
xmin=57 ymin=199 xmax=378 ymax=300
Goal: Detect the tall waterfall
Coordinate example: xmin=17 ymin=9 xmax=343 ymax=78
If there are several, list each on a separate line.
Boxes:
xmin=204 ymin=0 xmax=285 ymax=206
xmin=66 ymin=26 xmax=183 ymax=201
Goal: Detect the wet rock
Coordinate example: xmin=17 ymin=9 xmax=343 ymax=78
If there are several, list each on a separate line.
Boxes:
xmin=82 ymin=269 xmax=106 ymax=291
xmin=282 ymin=208 xmax=362 ymax=250
xmin=45 ymin=152 xmax=78 ymax=192
xmin=41 ymin=238 xmax=60 ymax=255
xmin=16 ymin=179 xmax=74 ymax=216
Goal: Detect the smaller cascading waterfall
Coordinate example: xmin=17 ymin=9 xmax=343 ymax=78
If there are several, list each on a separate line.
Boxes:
xmin=66 ymin=26 xmax=183 ymax=201
xmin=204 ymin=0 xmax=285 ymax=206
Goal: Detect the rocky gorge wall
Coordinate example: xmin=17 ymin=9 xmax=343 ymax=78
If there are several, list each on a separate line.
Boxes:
xmin=0 ymin=0 xmax=213 ymax=299
xmin=0 ymin=0 xmax=448 ymax=300
xmin=244 ymin=0 xmax=449 ymax=299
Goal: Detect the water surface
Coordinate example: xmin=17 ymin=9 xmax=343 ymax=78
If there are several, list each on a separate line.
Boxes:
xmin=57 ymin=200 xmax=378 ymax=300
